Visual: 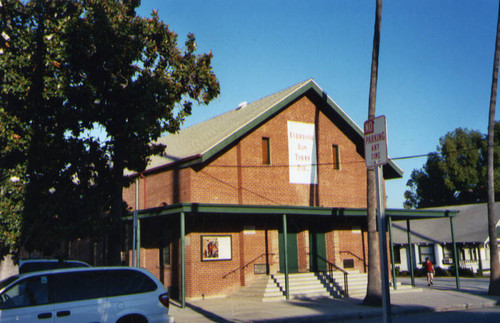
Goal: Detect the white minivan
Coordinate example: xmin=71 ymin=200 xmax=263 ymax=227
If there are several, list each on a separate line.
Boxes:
xmin=0 ymin=266 xmax=173 ymax=323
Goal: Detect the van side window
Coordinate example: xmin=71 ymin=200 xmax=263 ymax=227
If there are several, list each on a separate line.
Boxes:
xmin=49 ymin=271 xmax=108 ymax=303
xmin=48 ymin=270 xmax=157 ymax=303
xmin=0 ymin=276 xmax=48 ymax=309
xmin=106 ymin=270 xmax=157 ymax=296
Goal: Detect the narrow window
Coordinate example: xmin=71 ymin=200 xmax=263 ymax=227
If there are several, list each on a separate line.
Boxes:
xmin=262 ymin=137 xmax=271 ymax=165
xmin=418 ymin=245 xmax=435 ymax=264
xmin=160 ymin=230 xmax=171 ymax=266
xmin=161 ymin=243 xmax=171 ymax=266
xmin=393 ymin=245 xmax=401 ymax=264
xmin=443 ymin=245 xmax=454 ymax=264
xmin=332 ymin=145 xmax=340 ymax=170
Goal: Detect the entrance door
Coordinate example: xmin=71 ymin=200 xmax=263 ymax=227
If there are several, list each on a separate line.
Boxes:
xmin=309 ymin=230 xmax=327 ymax=272
xmin=279 ymin=231 xmax=299 ymax=273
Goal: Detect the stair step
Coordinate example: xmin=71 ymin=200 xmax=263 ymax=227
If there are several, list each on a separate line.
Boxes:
xmin=230 ymin=271 xmax=371 ymax=301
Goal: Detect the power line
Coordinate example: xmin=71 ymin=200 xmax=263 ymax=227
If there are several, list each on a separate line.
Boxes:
xmin=205 ymin=145 xmax=496 ymax=169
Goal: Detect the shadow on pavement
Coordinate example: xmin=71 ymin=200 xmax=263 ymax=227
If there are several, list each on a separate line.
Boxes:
xmin=170 ymin=299 xmax=232 ymax=323
xmin=248 ymin=298 xmax=436 ymax=323
xmin=169 ymin=279 xmax=500 ymax=323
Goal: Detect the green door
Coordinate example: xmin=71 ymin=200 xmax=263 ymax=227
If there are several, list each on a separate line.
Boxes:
xmin=309 ymin=230 xmax=327 ymax=272
xmin=279 ymin=231 xmax=299 ymax=273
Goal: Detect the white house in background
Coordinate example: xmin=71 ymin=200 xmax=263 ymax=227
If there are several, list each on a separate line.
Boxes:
xmin=391 ymin=202 xmax=500 ymax=274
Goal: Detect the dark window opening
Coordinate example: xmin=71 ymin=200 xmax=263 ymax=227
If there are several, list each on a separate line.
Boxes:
xmin=332 ymin=145 xmax=340 ymax=170
xmin=393 ymin=245 xmax=401 ymax=264
xmin=418 ymin=245 xmax=435 ymax=264
xmin=262 ymin=137 xmax=271 ymax=165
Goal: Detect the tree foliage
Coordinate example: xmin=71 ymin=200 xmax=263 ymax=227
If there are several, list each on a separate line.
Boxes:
xmin=1 ymin=0 xmax=114 ymax=257
xmin=404 ymin=124 xmax=500 ymax=209
xmin=0 ymin=108 xmax=29 ymax=257
xmin=0 ymin=0 xmax=219 ymax=260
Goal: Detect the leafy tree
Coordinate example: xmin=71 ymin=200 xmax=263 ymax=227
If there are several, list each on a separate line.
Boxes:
xmin=0 ymin=0 xmax=219 ymax=262
xmin=1 ymin=0 xmax=112 ymax=256
xmin=0 ymin=109 xmax=29 ymax=258
xmin=64 ymin=0 xmax=219 ymax=264
xmin=404 ymin=125 xmax=500 ymax=209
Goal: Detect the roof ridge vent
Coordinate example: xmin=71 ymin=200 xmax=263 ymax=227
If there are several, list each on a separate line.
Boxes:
xmin=236 ymin=101 xmax=248 ymax=110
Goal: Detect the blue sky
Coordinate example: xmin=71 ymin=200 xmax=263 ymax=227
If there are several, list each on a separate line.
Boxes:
xmin=136 ymin=0 xmax=500 ymax=208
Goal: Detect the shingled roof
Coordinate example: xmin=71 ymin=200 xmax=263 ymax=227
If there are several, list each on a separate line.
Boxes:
xmin=133 ymin=79 xmax=403 ymax=178
xmin=392 ymin=202 xmax=500 ymax=244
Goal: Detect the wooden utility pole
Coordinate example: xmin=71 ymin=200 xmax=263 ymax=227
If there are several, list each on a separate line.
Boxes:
xmin=364 ymin=0 xmax=384 ymax=307
xmin=487 ymin=0 xmax=500 ymax=296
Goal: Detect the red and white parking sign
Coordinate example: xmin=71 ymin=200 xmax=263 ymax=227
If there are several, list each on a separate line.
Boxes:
xmin=364 ymin=116 xmax=388 ymax=167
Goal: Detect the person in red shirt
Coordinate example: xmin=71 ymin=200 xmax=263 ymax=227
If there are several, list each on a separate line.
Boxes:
xmin=425 ymin=257 xmax=435 ymax=286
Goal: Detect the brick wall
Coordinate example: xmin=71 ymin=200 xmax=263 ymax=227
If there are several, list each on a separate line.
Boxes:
xmin=122 ymin=93 xmax=374 ymax=298
xmin=124 ymin=94 xmax=367 ymax=210
xmin=338 ymin=227 xmax=368 ymax=273
xmin=182 ymin=215 xmax=279 ymax=298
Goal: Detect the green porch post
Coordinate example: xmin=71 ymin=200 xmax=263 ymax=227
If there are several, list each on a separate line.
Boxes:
xmin=477 ymin=244 xmax=483 ymax=275
xmin=449 ymin=215 xmax=460 ymax=290
xmin=133 ymin=177 xmax=139 ymax=267
xmin=283 ymin=214 xmax=289 ymax=300
xmin=388 ymin=216 xmax=397 ymax=290
xmin=180 ymin=211 xmax=186 ymax=308
xmin=406 ymin=219 xmax=415 ymax=287
xmin=137 ymin=218 xmax=141 ymax=267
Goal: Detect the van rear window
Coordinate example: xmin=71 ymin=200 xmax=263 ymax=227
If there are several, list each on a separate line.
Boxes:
xmin=106 ymin=270 xmax=157 ymax=296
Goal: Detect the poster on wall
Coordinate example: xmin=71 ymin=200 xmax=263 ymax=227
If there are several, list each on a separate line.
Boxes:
xmin=287 ymin=121 xmax=318 ymax=184
xmin=201 ymin=235 xmax=232 ymax=261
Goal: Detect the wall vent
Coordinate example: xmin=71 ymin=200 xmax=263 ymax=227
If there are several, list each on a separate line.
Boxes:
xmin=236 ymin=101 xmax=248 ymax=110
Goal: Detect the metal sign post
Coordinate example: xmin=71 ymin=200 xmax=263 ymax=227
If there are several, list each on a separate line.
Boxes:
xmin=364 ymin=116 xmax=391 ymax=322
xmin=375 ymin=165 xmax=391 ymax=323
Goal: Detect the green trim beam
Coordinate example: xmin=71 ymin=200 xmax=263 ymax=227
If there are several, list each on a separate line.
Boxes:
xmin=123 ymin=203 xmax=459 ymax=222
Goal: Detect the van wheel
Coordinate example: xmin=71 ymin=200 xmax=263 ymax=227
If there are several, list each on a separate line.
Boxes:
xmin=116 ymin=314 xmax=148 ymax=323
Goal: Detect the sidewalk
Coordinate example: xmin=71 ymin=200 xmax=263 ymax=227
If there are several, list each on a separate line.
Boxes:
xmin=168 ymin=284 xmax=500 ymax=322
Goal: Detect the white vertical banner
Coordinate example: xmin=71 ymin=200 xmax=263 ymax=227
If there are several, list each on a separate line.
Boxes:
xmin=287 ymin=121 xmax=318 ymax=184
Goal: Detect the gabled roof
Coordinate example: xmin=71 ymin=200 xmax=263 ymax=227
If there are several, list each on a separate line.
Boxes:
xmin=392 ymin=202 xmax=500 ymax=244
xmin=134 ymin=79 xmax=403 ymax=178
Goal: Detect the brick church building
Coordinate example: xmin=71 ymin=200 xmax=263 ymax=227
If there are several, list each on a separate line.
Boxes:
xmin=121 ymin=79 xmax=427 ymax=301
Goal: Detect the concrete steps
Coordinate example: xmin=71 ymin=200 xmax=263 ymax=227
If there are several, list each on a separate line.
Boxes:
xmin=229 ymin=275 xmax=285 ymax=302
xmin=230 ymin=271 xmax=418 ymax=302
xmin=272 ymin=272 xmax=331 ymax=299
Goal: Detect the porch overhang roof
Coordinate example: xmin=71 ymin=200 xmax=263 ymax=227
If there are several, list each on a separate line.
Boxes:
xmin=123 ymin=203 xmax=458 ymax=221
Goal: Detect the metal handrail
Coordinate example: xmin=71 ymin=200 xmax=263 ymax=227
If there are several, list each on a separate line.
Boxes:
xmin=339 ymin=250 xmax=364 ymax=262
xmin=328 ymin=261 xmax=349 ymax=297
xmin=313 ymin=254 xmax=349 ymax=297
xmin=222 ymin=253 xmax=275 ymax=279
